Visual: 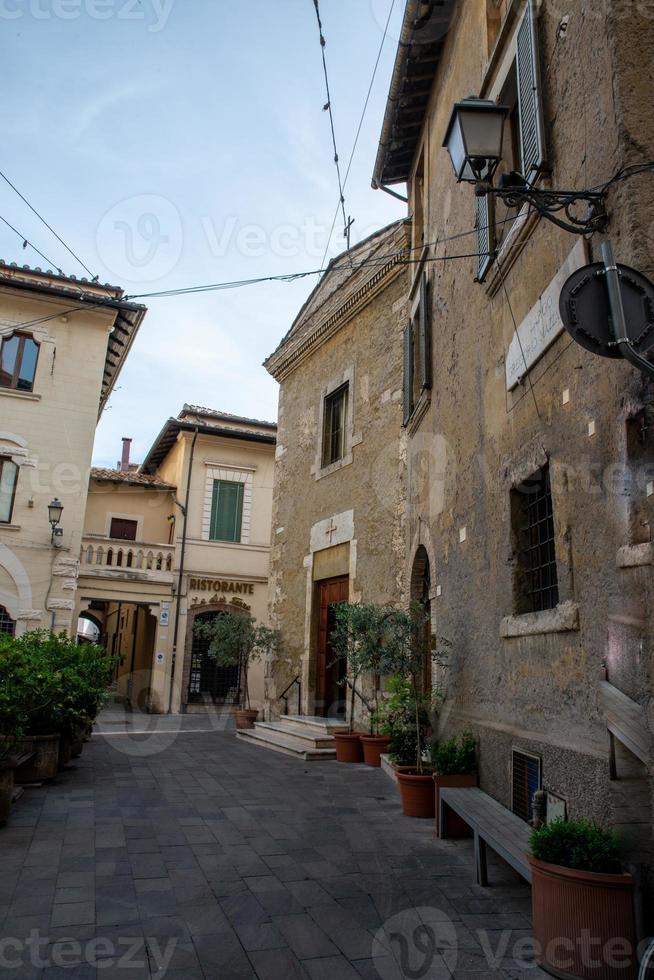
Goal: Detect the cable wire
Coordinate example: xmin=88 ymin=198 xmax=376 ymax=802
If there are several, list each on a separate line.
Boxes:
xmin=320 ymin=0 xmax=397 ymax=270
xmin=0 ymin=213 xmax=63 ymax=274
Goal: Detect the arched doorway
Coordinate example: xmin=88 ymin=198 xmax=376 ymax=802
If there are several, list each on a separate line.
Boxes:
xmin=410 ymin=545 xmax=432 ymax=693
xmin=187 ymin=608 xmax=242 ymax=706
xmin=0 ymin=604 xmax=15 ymax=636
xmin=77 ymin=612 xmax=102 ymax=645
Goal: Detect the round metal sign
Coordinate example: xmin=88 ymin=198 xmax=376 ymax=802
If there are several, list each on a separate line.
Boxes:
xmin=559 ymin=262 xmax=654 ymax=358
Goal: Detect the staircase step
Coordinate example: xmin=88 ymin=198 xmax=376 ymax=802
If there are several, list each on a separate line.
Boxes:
xmin=279 ymin=715 xmax=349 ymax=737
xmin=236 ymin=727 xmax=336 ymax=761
xmin=254 ymin=722 xmax=334 ymax=749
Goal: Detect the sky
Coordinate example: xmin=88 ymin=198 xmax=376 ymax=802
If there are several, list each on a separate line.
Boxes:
xmin=2 ymin=0 xmax=407 ymax=467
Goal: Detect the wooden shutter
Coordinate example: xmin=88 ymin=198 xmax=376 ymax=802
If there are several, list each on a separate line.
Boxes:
xmin=476 ymin=193 xmax=494 ymax=282
xmin=418 ymin=272 xmax=432 ymax=390
xmin=210 ymin=480 xmax=244 ymax=542
xmin=516 ymin=0 xmax=547 ymax=179
xmin=110 ymin=518 xmax=138 ymax=541
xmin=403 ymin=321 xmax=413 ymax=426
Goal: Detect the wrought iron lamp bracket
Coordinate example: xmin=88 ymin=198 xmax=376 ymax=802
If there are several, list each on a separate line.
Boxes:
xmin=476 ymin=175 xmax=608 ymax=236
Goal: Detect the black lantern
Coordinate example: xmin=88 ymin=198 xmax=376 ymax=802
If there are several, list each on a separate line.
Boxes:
xmin=443 ymin=97 xmax=509 ymax=183
xmin=48 ymin=497 xmax=63 ymax=543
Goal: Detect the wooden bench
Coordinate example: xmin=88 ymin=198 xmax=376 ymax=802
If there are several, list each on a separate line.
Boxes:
xmin=439 ymin=786 xmax=532 ymax=886
xmin=600 ymin=680 xmax=650 ymax=777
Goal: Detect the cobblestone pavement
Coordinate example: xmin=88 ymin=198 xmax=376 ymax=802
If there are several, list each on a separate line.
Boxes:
xmin=1 ymin=712 xmax=547 ymax=979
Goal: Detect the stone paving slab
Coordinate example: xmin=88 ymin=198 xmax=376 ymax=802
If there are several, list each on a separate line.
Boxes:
xmin=0 ymin=712 xmax=546 ymax=979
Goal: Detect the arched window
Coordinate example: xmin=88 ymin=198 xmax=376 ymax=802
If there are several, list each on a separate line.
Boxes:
xmin=0 ymin=457 xmax=18 ymax=523
xmin=0 ymin=333 xmax=40 ymax=392
xmin=0 ymin=605 xmax=15 ymax=636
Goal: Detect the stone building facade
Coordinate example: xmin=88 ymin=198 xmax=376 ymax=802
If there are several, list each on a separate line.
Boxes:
xmin=75 ymin=406 xmax=276 ymax=715
xmin=373 ymin=0 xmax=654 ymax=889
xmin=264 ymin=221 xmax=410 ymax=719
xmin=0 ymin=262 xmax=145 ymax=637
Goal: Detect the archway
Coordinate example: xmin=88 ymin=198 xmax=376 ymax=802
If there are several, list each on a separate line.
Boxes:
xmin=184 ymin=604 xmax=245 ymax=707
xmin=410 ymin=545 xmax=432 ymax=693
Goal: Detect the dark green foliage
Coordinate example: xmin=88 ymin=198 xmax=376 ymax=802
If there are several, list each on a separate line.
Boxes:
xmin=530 ymin=818 xmax=622 ymax=874
xmin=375 ymin=676 xmax=432 ymax=767
xmin=431 ymin=731 xmax=477 ymax=775
xmin=0 ymin=631 xmax=113 ymax=751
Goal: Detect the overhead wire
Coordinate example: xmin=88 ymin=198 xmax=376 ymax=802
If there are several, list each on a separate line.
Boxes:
xmin=0 ymin=213 xmax=63 ymax=274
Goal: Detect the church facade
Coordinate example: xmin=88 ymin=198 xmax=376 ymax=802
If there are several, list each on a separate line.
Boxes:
xmin=264 ymin=221 xmax=410 ymax=719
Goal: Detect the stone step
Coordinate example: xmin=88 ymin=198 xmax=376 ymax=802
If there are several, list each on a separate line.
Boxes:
xmin=236 ymin=726 xmax=336 ymax=761
xmin=254 ymin=722 xmax=335 ymax=749
xmin=279 ymin=715 xmax=349 ymax=737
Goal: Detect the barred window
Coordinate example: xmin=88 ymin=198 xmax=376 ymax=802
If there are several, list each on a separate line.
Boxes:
xmin=511 ymin=464 xmax=559 ymax=613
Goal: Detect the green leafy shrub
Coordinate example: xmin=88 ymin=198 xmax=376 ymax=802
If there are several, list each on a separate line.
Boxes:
xmin=194 ymin=612 xmax=278 ymax=710
xmin=375 ymin=676 xmax=433 ymax=768
xmin=431 ymin=731 xmax=477 ymax=775
xmin=530 ymin=818 xmax=622 ymax=874
xmin=0 ymin=631 xmax=113 ymax=742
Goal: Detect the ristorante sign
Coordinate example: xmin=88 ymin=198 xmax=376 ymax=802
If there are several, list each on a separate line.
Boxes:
xmin=188 ymin=578 xmax=255 ymax=596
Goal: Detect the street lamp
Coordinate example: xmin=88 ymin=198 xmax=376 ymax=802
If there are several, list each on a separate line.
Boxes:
xmin=443 ymin=97 xmax=509 ymax=183
xmin=443 ymin=96 xmax=608 ymax=235
xmin=48 ymin=497 xmax=63 ymax=546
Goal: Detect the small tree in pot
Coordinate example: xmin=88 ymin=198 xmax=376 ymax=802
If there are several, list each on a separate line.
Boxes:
xmin=194 ymin=612 xmax=279 ymax=729
xmin=529 ymin=818 xmax=638 ymax=980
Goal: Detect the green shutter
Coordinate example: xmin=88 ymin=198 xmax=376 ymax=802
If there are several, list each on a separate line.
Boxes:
xmin=419 ymin=272 xmax=432 ymax=391
xmin=403 ymin=321 xmax=413 ymax=426
xmin=210 ymin=480 xmax=244 ymax=542
xmin=516 ymin=0 xmax=547 ymax=179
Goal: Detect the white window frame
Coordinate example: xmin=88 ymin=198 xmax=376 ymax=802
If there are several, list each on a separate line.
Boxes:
xmin=314 ymin=367 xmax=355 ymax=481
xmin=202 ymin=462 xmax=254 ymax=544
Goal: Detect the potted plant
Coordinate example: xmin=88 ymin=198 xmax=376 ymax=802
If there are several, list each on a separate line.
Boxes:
xmin=382 ymin=605 xmax=439 ymax=818
xmin=529 ymin=818 xmax=637 ymax=980
xmin=194 ymin=612 xmax=278 ymax=729
xmin=0 ymin=654 xmax=26 ymax=826
xmin=431 ymin=731 xmax=478 ymax=837
xmin=331 ymin=603 xmax=406 ymax=765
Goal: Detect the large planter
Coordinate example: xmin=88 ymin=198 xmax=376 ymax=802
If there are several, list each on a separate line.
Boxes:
xmin=433 ymin=772 xmax=477 ymax=837
xmin=360 ymin=735 xmax=391 ymax=767
xmin=396 ymin=770 xmax=435 ymax=818
xmin=529 ymin=855 xmax=637 ymax=980
xmin=234 ymin=709 xmax=258 ymax=730
xmin=334 ymin=732 xmax=364 ymax=763
xmin=0 ymin=764 xmax=14 ymax=826
xmin=15 ymin=734 xmax=60 ymax=784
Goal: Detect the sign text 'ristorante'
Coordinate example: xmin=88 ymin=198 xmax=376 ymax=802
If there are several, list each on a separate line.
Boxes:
xmin=188 ymin=578 xmax=255 ymax=595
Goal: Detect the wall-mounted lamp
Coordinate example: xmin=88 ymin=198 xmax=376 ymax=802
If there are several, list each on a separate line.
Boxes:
xmin=48 ymin=497 xmax=64 ymax=547
xmin=443 ymin=96 xmax=608 ymax=235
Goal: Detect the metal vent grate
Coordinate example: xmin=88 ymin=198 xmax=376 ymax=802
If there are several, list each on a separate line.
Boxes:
xmin=512 ymin=750 xmax=541 ymax=823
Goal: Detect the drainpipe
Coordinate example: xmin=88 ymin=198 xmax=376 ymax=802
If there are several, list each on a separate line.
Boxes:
xmin=168 ymin=427 xmax=198 ymax=713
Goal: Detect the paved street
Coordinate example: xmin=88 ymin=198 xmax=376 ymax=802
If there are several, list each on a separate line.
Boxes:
xmin=1 ymin=713 xmax=545 ymax=979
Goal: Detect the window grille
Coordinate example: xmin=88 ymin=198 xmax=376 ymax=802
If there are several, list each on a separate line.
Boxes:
xmin=513 ymin=465 xmax=559 ymax=613
xmin=0 ymin=605 xmax=15 ymax=636
xmin=512 ymin=749 xmax=541 ymax=823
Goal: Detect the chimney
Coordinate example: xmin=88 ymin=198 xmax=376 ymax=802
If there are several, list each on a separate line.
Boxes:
xmin=120 ymin=437 xmax=132 ymax=473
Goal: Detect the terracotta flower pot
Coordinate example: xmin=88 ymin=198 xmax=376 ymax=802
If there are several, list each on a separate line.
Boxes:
xmin=529 ymin=855 xmax=637 ymax=980
xmin=396 ymin=770 xmax=435 ymax=818
xmin=235 ymin=709 xmax=258 ymax=730
xmin=334 ymin=732 xmax=364 ymax=763
xmin=0 ymin=765 xmax=14 ymax=826
xmin=15 ymin=734 xmax=61 ymax=784
xmin=433 ymin=772 xmax=477 ymax=837
xmin=360 ymin=735 xmax=391 ymax=767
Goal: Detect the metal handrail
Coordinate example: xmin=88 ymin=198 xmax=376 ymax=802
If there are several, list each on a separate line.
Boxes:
xmin=344 ymin=679 xmax=374 ymax=714
xmin=279 ymin=675 xmax=301 ymax=716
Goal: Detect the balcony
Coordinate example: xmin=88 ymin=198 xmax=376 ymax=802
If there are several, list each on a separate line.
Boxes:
xmin=80 ymin=536 xmax=176 ymax=584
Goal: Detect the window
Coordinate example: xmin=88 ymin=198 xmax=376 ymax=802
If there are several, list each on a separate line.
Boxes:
xmin=322 ymin=383 xmax=349 ymax=466
xmin=411 ymin=149 xmax=426 ymax=253
xmin=210 ymin=480 xmax=244 ymax=542
xmin=476 ymin=0 xmax=547 ymax=281
xmin=0 ymin=605 xmax=15 ymax=636
xmin=512 ymin=749 xmax=541 ymax=823
xmin=0 ymin=457 xmax=18 ymax=523
xmin=511 ymin=465 xmax=559 ymax=613
xmin=0 ymin=333 xmax=39 ymax=392
xmin=110 ymin=518 xmax=138 ymax=541
xmin=403 ymin=272 xmax=432 ymax=425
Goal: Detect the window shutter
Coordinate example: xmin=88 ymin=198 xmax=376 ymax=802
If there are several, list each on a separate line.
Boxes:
xmin=516 ymin=0 xmax=547 ymax=179
xmin=403 ymin=321 xmax=413 ymax=426
xmin=210 ymin=481 xmax=244 ymax=542
xmin=476 ymin=193 xmax=494 ymax=282
xmin=418 ymin=272 xmax=432 ymax=390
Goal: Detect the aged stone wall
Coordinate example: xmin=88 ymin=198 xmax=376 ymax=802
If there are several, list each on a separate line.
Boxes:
xmin=400 ymin=0 xmax=654 ymax=880
xmin=266 ymin=223 xmax=409 ymax=719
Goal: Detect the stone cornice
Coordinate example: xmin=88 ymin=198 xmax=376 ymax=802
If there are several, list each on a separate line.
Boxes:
xmin=266 ymin=254 xmax=407 ymax=381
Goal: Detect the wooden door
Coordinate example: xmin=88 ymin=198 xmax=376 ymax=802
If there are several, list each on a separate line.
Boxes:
xmin=315 ymin=576 xmax=349 ymax=717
